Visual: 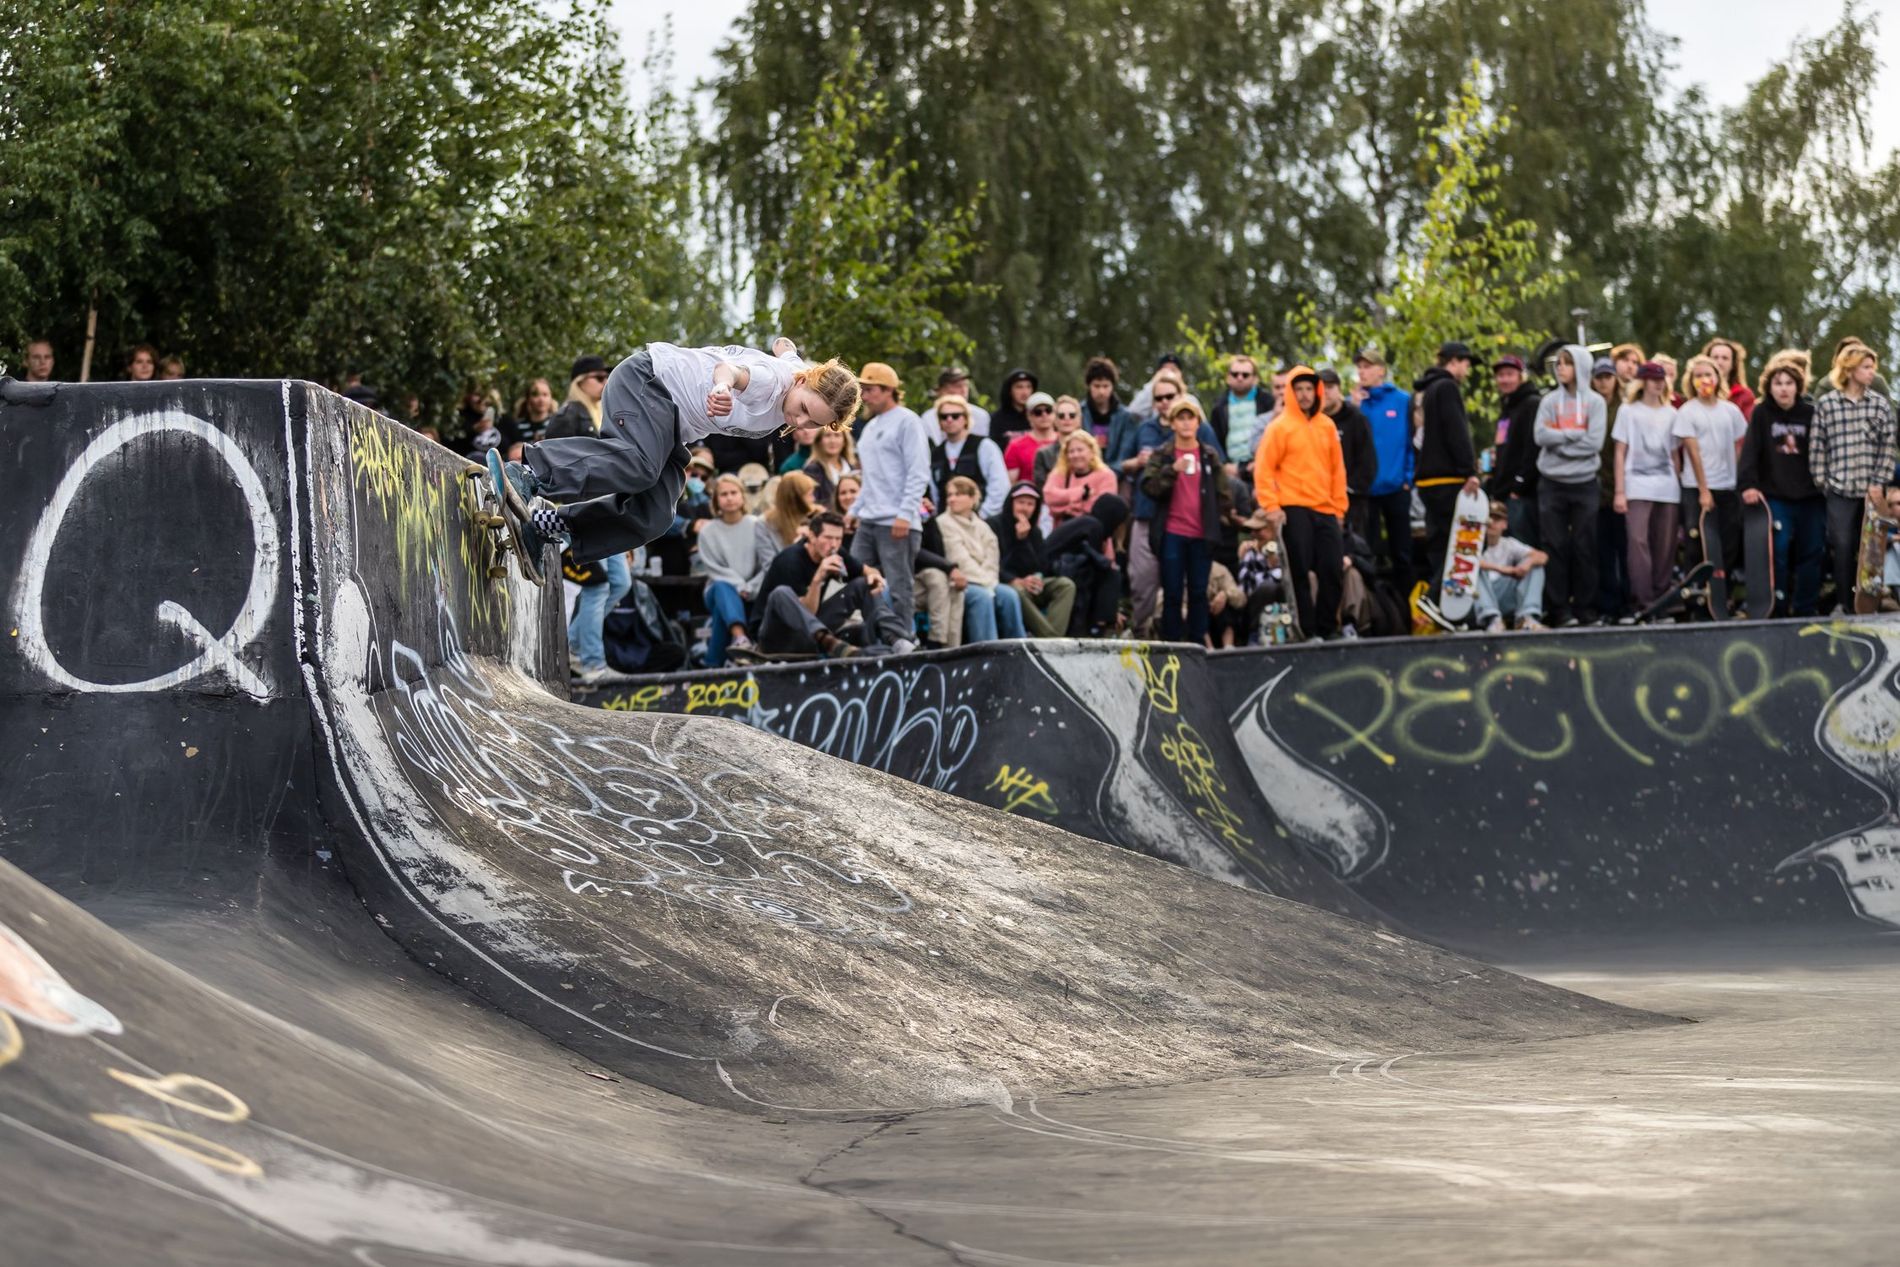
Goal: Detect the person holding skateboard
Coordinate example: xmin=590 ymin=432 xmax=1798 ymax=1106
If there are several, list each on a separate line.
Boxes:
xmin=490 ymin=338 xmax=861 ymax=574
xmin=1738 ymin=360 xmax=1824 ymax=617
xmin=1812 ymin=343 xmax=1898 ymax=611
xmin=1674 ymin=355 xmax=1749 ymax=611
xmin=1412 ymin=342 xmax=1483 ymax=596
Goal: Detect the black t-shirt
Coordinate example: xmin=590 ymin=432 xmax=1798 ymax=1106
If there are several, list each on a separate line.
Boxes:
xmin=748 ymin=541 xmax=864 ymax=630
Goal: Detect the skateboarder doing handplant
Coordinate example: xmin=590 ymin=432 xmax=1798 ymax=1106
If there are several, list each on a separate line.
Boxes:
xmin=492 ymin=339 xmax=862 ymax=567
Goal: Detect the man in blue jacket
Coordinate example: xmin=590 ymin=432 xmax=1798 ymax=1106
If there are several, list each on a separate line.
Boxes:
xmin=1353 ymin=346 xmax=1415 ymax=599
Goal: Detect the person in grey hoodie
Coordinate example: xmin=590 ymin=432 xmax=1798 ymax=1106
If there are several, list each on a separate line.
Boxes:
xmin=1533 ymin=344 xmax=1608 ymax=625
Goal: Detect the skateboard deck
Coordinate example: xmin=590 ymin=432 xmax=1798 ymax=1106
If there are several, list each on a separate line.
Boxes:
xmin=1436 ymin=487 xmax=1489 ymax=623
xmin=1256 ymin=534 xmax=1303 ymax=644
xmin=1630 ymin=560 xmax=1715 ymax=624
xmin=461 ymin=466 xmax=514 ymax=583
xmin=467 ymin=458 xmax=544 ymax=585
xmin=1684 ymin=503 xmax=1727 ymax=619
xmin=1741 ymin=498 xmax=1777 ymax=619
xmin=1854 ymin=492 xmax=1898 ymax=615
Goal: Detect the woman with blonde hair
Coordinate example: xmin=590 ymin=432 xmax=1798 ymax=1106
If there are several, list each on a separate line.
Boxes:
xmin=1042 ymin=430 xmax=1117 ymax=525
xmin=1673 ymin=354 xmax=1749 ymax=584
xmin=696 ymin=473 xmax=777 ymax=666
xmin=1701 ymin=337 xmax=1756 ymax=422
xmin=802 ymin=424 xmax=859 ymax=508
xmin=936 ymin=476 xmax=1027 ymax=641
xmin=763 ymin=469 xmax=819 ymax=547
xmin=489 ymin=337 xmax=860 ymax=580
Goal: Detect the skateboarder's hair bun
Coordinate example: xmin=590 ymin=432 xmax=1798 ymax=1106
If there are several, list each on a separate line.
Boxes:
xmin=793 ymin=359 xmax=862 ymax=431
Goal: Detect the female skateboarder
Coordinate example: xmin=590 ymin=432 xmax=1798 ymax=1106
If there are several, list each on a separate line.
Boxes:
xmin=491 ymin=338 xmax=861 ymax=569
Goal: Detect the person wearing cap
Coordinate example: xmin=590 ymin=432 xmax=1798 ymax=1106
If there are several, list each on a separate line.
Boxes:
xmin=1488 ymin=354 xmax=1543 ymax=548
xmin=1141 ymin=394 xmax=1233 ymax=643
xmin=1413 ymin=341 xmax=1482 ymax=594
xmin=543 ymin=354 xmax=610 ymax=439
xmin=1613 ymin=361 xmax=1685 ymax=611
xmin=989 ymin=481 xmax=1077 ymax=638
xmin=1352 ymin=346 xmax=1416 ymax=597
xmin=1002 ymin=390 xmax=1060 ymax=484
xmin=929 ymin=393 xmax=1010 ymax=518
xmin=1590 ymin=356 xmax=1630 ymax=620
xmin=1739 ymin=358 xmax=1824 ymax=616
xmin=921 ymin=367 xmax=992 ymax=442
xmin=1209 ymin=355 xmax=1267 ymax=481
xmin=1125 ymin=373 xmax=1218 ymax=634
xmin=1317 ymin=368 xmax=1376 ymax=531
xmin=1532 ymin=343 xmax=1608 ymax=626
xmin=991 ymin=368 xmax=1040 ymax=447
xmin=1475 ymin=500 xmax=1549 ymax=633
xmin=491 ymin=336 xmax=859 ymax=574
xmin=1253 ymin=366 xmax=1349 ymax=639
xmin=850 ymin=361 xmax=932 ymax=635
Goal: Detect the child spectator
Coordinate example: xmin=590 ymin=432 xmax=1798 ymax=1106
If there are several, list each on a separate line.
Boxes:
xmin=1476 ymin=501 xmax=1549 ymax=632
xmin=1739 ymin=360 xmax=1825 ymax=616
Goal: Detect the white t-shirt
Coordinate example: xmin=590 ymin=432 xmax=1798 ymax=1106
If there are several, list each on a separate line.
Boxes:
xmin=1673 ymin=397 xmax=1749 ymax=490
xmin=1482 ymin=536 xmax=1535 ymax=570
xmin=1613 ymin=401 xmax=1682 ymax=502
xmin=647 ymin=342 xmax=800 ymax=445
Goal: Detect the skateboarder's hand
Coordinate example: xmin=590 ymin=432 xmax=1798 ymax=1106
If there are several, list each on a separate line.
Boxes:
xmin=1699 ymin=489 xmax=1714 ymax=513
xmin=706 ymin=384 xmax=734 ymax=417
xmin=1742 ymin=489 xmax=1763 ymax=506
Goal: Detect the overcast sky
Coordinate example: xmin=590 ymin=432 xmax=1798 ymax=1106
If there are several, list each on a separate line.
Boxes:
xmin=617 ymin=0 xmax=1898 ymax=152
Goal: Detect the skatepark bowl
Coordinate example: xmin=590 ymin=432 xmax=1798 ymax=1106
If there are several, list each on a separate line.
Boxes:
xmin=3 ymin=375 xmax=1897 ymax=1265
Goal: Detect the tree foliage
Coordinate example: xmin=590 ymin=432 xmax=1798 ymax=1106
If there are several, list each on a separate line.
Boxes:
xmin=0 ymin=0 xmax=720 ymax=417
xmin=750 ymin=38 xmax=990 ymax=387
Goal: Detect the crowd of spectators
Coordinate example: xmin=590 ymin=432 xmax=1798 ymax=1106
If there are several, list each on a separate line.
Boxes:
xmin=18 ymin=329 xmax=1895 ymax=674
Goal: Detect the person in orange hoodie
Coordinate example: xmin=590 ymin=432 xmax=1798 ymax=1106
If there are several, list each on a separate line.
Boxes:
xmin=1254 ymin=366 xmax=1349 ymax=638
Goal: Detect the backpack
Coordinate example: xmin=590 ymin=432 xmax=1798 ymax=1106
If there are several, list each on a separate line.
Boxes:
xmin=604 ymin=579 xmax=688 ymax=673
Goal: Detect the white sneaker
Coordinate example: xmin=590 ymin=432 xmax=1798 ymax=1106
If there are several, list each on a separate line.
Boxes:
xmin=573 ymin=663 xmax=638 ymax=686
xmin=890 ymin=637 xmax=918 ymax=656
xmin=1484 ymin=617 xmax=1505 ymax=633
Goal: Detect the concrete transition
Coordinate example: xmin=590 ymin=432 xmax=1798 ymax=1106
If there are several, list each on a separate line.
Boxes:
xmin=1 ymin=377 xmax=1894 ymax=1264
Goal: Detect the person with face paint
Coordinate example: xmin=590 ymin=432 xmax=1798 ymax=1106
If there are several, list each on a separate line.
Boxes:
xmin=1674 ymin=354 xmax=1751 ymax=590
xmin=1252 ymin=366 xmax=1349 ymax=639
xmin=1739 ymin=360 xmax=1824 ymax=616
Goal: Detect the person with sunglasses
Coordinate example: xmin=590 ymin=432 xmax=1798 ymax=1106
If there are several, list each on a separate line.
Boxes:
xmin=543 ymin=354 xmax=611 ymax=439
xmin=1003 ymin=391 xmax=1060 ymax=485
xmin=929 ymin=394 xmax=1010 ymax=518
xmin=1209 ymin=355 xmax=1266 ymax=481
xmin=1031 ymin=395 xmax=1087 ymax=488
xmin=1125 ymin=371 xmax=1218 ymax=635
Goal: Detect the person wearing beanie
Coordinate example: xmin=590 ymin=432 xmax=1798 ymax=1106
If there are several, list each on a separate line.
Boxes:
xmin=543 ymin=354 xmax=610 ymax=439
xmin=988 ymin=480 xmax=1077 ymax=637
xmin=1740 ymin=359 xmax=1825 ymax=616
xmin=1532 ymin=344 xmax=1608 ymax=626
xmin=1488 ymin=354 xmax=1543 ymax=548
xmin=1613 ymin=362 xmax=1684 ymax=611
xmin=991 ymin=368 xmax=1040 ymax=447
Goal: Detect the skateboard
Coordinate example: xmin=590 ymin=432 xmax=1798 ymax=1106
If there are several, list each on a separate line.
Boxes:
xmin=1409 ymin=580 xmax=1444 ymax=636
xmin=1854 ymin=491 xmax=1898 ymax=615
xmin=1414 ymin=593 xmax=1460 ymax=633
xmin=1684 ymin=503 xmax=1727 ymax=620
xmin=1627 ymin=561 xmax=1716 ymax=624
xmin=1741 ymin=497 xmax=1778 ymax=619
xmin=1435 ymin=486 xmax=1489 ymax=624
xmin=1255 ymin=536 xmax=1303 ymax=644
xmin=465 ymin=457 xmax=544 ymax=585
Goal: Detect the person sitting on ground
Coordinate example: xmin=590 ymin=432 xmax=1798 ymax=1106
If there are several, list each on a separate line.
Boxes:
xmin=913 ymin=507 xmax=967 ymax=649
xmin=695 ymin=473 xmax=778 ymax=666
xmin=763 ymin=469 xmax=819 ymax=548
xmin=1044 ymin=493 xmax=1130 ymax=637
xmin=1205 ymin=561 xmax=1248 ymax=649
xmin=1476 ymin=501 xmax=1549 ymax=632
xmin=802 ymin=424 xmax=858 ymax=508
xmin=494 ymin=338 xmax=857 ymax=574
xmin=936 ymin=476 xmax=1028 ymax=642
xmin=1043 ymin=431 xmax=1118 ymax=526
xmin=748 ymin=511 xmax=916 ymax=659
xmin=1144 ymin=396 xmax=1233 ymax=644
xmin=988 ymin=481 xmax=1078 ymax=638
xmin=1235 ymin=510 xmax=1288 ymax=643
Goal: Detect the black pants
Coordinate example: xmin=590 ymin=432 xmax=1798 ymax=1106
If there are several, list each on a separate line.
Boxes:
xmin=1419 ymin=483 xmax=1462 ymax=597
xmin=1281 ymin=505 xmax=1344 ymax=638
xmin=1537 ymin=476 xmax=1599 ymax=622
xmin=1366 ymin=488 xmax=1414 ymax=598
xmin=757 ymin=578 xmax=907 ymax=653
xmin=1681 ymin=487 xmax=1742 ymax=575
xmin=1063 ymin=559 xmax=1124 ymax=635
xmin=526 ymin=351 xmax=688 ymax=564
xmin=1826 ymin=491 xmax=1865 ymax=611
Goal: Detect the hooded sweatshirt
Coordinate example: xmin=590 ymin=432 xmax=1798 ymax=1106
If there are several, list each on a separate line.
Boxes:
xmin=988 ymin=487 xmax=1049 ymax=582
xmin=1738 ymin=395 xmax=1821 ymax=503
xmin=991 ymin=369 xmax=1037 ymax=446
xmin=1413 ymin=366 xmax=1477 ymax=484
xmin=1253 ymin=367 xmax=1348 ymax=517
xmin=1490 ymin=380 xmax=1544 ymax=500
xmin=1533 ymin=344 xmax=1608 ymax=484
xmin=1361 ymin=381 xmax=1415 ymax=496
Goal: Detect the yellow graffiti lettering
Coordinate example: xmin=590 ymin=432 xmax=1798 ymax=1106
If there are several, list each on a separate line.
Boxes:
xmin=987 ymin=764 xmax=1059 ymax=816
xmin=602 ymin=685 xmax=667 ymax=712
xmin=91 ymin=1115 xmax=263 ymax=1178
xmin=684 ymin=678 xmax=760 ymax=713
xmin=107 ymin=1069 xmax=250 ymax=1123
xmin=1120 ymin=645 xmax=1181 ymax=715
xmin=1159 ymin=720 xmax=1252 ymax=852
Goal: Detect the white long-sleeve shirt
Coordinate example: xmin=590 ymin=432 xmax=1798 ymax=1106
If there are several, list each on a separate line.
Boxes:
xmin=694 ymin=514 xmax=776 ymax=597
xmin=854 ymin=406 xmax=932 ymax=526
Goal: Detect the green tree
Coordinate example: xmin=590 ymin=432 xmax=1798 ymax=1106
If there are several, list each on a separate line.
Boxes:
xmin=0 ymin=0 xmax=720 ymax=423
xmin=749 ymin=39 xmax=989 ymax=389
xmin=1291 ymin=68 xmax=1572 ymax=431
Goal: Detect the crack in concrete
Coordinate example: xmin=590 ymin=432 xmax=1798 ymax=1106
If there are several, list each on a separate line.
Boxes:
xmin=801 ymin=1114 xmax=978 ymax=1266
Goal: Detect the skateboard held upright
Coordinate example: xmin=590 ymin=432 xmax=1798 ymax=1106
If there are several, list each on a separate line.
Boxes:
xmin=1854 ymin=490 xmax=1899 ymax=615
xmin=1434 ymin=486 xmax=1489 ymax=626
xmin=1741 ymin=498 xmax=1778 ymax=620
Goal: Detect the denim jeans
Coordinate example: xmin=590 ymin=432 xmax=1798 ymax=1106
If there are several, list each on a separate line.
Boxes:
xmin=1476 ymin=566 xmax=1546 ymax=623
xmin=963 ymin=583 xmax=1027 ymax=642
xmin=1158 ymin=532 xmax=1213 ymax=643
xmin=703 ymin=579 xmax=748 ymax=667
xmin=568 ymin=551 xmax=632 ymax=667
xmin=1769 ymin=496 xmax=1826 ymax=616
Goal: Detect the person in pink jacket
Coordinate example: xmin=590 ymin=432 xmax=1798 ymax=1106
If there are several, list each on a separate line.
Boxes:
xmin=1042 ymin=432 xmax=1118 ymax=525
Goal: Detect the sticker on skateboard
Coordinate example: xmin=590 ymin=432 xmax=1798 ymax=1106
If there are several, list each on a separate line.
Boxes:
xmin=1854 ymin=491 xmax=1898 ymax=615
xmin=1435 ymin=486 xmax=1489 ymax=624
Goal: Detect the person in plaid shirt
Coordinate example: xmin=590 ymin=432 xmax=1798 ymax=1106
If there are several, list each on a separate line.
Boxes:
xmin=1812 ymin=343 xmax=1898 ymax=609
